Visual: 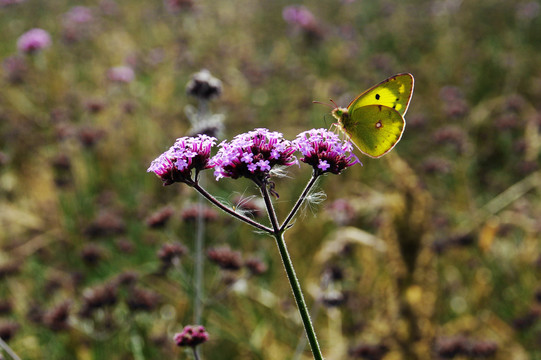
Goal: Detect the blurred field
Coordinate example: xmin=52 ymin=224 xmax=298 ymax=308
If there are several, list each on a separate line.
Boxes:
xmin=1 ymin=0 xmax=541 ymax=359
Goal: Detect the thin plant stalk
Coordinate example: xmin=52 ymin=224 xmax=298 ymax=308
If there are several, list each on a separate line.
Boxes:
xmin=192 ymin=347 xmax=201 ymax=360
xmin=192 ymin=98 xmax=214 ymax=326
xmin=0 ymin=337 xmax=21 ymax=360
xmin=273 ymin=229 xmax=324 ymax=360
xmin=194 ymin=177 xmax=206 ymax=324
xmin=193 ymin=183 xmax=272 ymax=233
xmin=130 ymin=331 xmax=145 ymax=360
xmin=258 ymin=179 xmax=281 ymax=232
xmin=259 ymin=181 xmax=324 ymax=360
xmin=280 ymin=173 xmax=319 ymax=232
xmin=190 ymin=174 xmax=324 ymax=359
xmin=293 ymin=302 xmax=322 ymax=360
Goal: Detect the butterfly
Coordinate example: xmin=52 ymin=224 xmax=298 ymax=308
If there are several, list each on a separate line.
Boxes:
xmin=321 ymin=73 xmax=414 ymax=158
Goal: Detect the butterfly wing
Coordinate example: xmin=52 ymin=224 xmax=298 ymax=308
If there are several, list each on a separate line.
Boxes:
xmin=341 ymin=104 xmax=405 ymax=158
xmin=348 ymin=73 xmax=414 ymax=117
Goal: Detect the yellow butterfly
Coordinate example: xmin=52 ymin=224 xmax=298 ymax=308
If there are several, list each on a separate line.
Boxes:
xmin=325 ymin=73 xmax=414 ymax=158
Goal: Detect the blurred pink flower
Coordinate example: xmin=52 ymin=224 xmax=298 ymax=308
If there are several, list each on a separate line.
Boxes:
xmin=2 ymin=56 xmax=27 ymax=83
xmin=17 ymin=28 xmax=51 ymax=54
xmin=516 ymin=2 xmax=540 ymax=21
xmin=164 ymin=0 xmax=193 ymax=13
xmin=282 ymin=5 xmax=316 ymax=27
xmin=282 ymin=5 xmax=323 ymax=42
xmin=63 ymin=6 xmax=95 ymax=42
xmin=107 ymin=66 xmax=135 ymax=83
xmin=65 ymin=6 xmax=94 ymax=24
xmin=0 ymin=0 xmax=25 ymax=7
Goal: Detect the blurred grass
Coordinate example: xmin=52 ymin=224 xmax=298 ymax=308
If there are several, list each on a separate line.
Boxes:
xmin=1 ymin=0 xmax=541 ymax=359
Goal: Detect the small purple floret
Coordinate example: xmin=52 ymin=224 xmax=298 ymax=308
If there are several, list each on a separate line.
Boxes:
xmin=147 ymin=135 xmax=216 ymax=186
xmin=293 ymin=129 xmax=359 ymax=175
xmin=318 ymin=160 xmax=330 ymax=171
xmin=212 ymin=128 xmax=297 ymax=181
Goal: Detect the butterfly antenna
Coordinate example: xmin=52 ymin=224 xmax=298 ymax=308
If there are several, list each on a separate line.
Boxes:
xmin=312 ymin=100 xmax=334 ymax=109
xmin=329 ymin=99 xmax=338 ymax=108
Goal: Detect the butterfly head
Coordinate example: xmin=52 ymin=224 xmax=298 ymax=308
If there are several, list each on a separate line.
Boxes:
xmin=331 ymin=107 xmax=349 ymax=124
xmin=313 ymin=99 xmax=348 ymax=124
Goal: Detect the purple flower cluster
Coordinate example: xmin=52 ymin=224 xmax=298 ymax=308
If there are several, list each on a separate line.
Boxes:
xmin=148 ymin=128 xmax=360 ymax=186
xmin=174 ymin=325 xmax=209 ymax=347
xmin=212 ymin=128 xmax=297 ymax=181
xmin=147 ymin=135 xmax=216 ymax=186
xmin=17 ymin=28 xmax=51 ymax=54
xmin=293 ymin=129 xmax=359 ymax=175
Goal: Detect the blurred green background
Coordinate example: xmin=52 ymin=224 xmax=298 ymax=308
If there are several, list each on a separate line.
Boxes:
xmin=1 ymin=0 xmax=541 ymax=359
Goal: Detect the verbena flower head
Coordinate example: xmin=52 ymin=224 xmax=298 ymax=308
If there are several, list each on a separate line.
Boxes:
xmin=212 ymin=128 xmax=297 ymax=181
xmin=174 ymin=325 xmax=209 ymax=347
xmin=293 ymin=129 xmax=359 ymax=175
xmin=147 ymin=135 xmax=216 ymax=186
xmin=17 ymin=28 xmax=51 ymax=54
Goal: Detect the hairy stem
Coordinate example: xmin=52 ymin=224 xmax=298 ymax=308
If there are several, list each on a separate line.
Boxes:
xmin=258 ymin=181 xmax=281 ymax=233
xmin=193 ymin=183 xmax=273 ymax=233
xmin=258 ymin=181 xmax=324 ymax=360
xmin=280 ymin=173 xmax=319 ymax=233
xmin=273 ymin=230 xmax=324 ymax=360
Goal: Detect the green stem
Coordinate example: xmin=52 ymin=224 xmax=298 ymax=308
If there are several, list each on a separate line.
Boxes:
xmin=280 ymin=173 xmax=319 ymax=233
xmin=258 ymin=179 xmax=281 ymax=233
xmin=192 ymin=346 xmax=201 ymax=360
xmin=258 ymin=181 xmax=324 ymax=360
xmin=194 ymin=179 xmax=205 ymax=324
xmin=130 ymin=330 xmax=145 ymax=360
xmin=273 ymin=230 xmax=324 ymax=360
xmin=193 ymin=183 xmax=273 ymax=233
xmin=293 ymin=301 xmax=322 ymax=360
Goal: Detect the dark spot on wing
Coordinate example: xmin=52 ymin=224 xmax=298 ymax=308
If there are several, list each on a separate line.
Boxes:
xmin=375 ymin=120 xmax=383 ymax=129
xmin=375 ymin=94 xmax=380 ymax=100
